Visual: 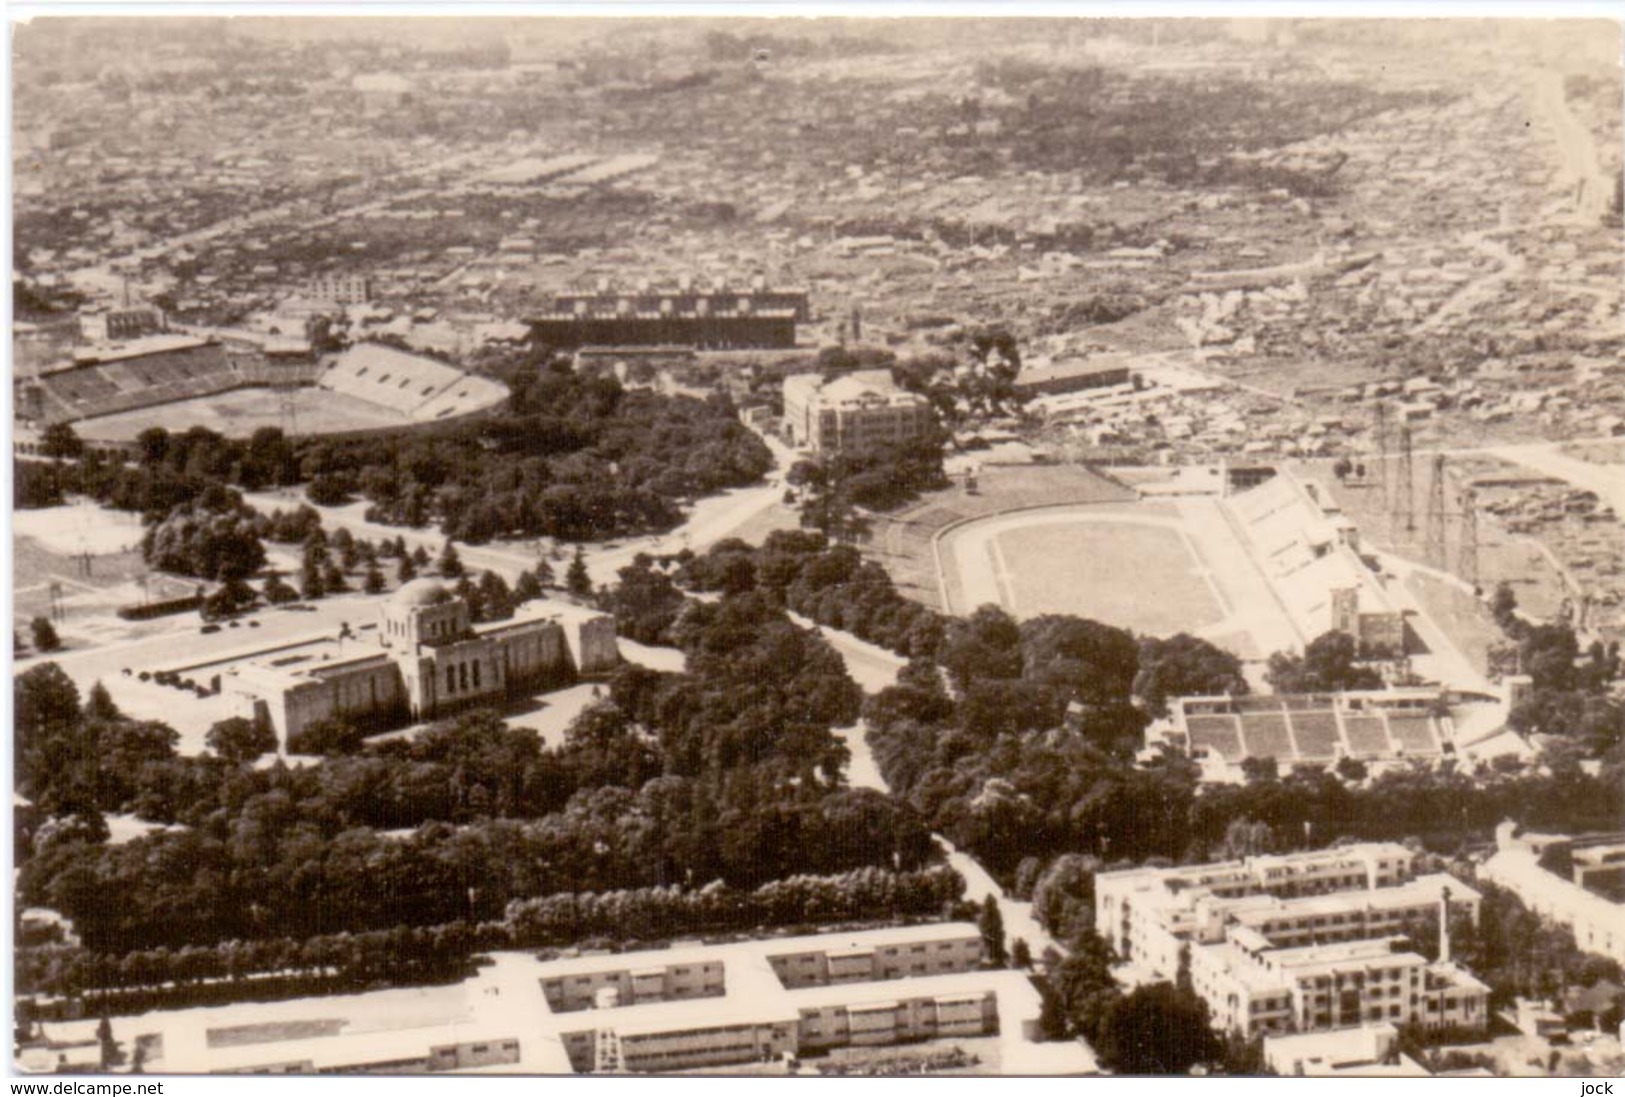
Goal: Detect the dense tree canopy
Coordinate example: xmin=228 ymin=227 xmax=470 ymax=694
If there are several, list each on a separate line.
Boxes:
xmin=1133 ymin=633 xmax=1248 ymax=716
xmin=141 ymin=501 xmax=266 ymax=581
xmin=16 ymin=362 xmax=772 ymax=554
xmin=1265 ymin=630 xmax=1383 ymax=694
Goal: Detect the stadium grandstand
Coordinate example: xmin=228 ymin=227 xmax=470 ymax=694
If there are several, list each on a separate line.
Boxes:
xmin=318 ymin=343 xmax=507 ymax=421
xmin=1222 ymin=470 xmax=1404 ymax=654
xmin=16 ymin=336 xmax=507 ymax=445
xmin=23 ymin=336 xmax=238 ymax=423
xmin=529 ymin=274 xmax=807 ymax=350
xmin=1146 ymin=688 xmax=1450 ymax=781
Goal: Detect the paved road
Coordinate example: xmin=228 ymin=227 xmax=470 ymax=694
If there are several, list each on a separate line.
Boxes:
xmin=1417 ymin=230 xmax=1525 ymax=335
xmin=1530 ymin=70 xmax=1612 ymax=223
xmin=940 ymin=837 xmax=1065 ymax=962
xmin=1486 ymin=442 xmax=1625 ymax=519
xmin=795 ymin=611 xmax=1067 ymax=966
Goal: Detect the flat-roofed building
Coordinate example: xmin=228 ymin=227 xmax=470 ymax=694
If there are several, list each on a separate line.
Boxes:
xmin=1480 ymin=822 xmax=1625 ymax=965
xmin=1263 ymin=1022 xmax=1430 ymax=1077
xmin=223 ymin=582 xmax=617 ymax=747
xmin=545 ymin=924 xmax=1050 ymax=1073
xmin=1097 ymin=845 xmax=1487 ymax=1037
xmin=553 ymin=277 xmax=810 ymax=323
xmin=529 ymin=278 xmax=805 ymax=350
xmin=782 ymin=369 xmax=936 ymax=454
xmin=45 ymin=925 xmax=1089 ymax=1076
xmin=1013 ymin=355 xmax=1135 ymax=398
xmin=1191 ymin=933 xmax=1488 ymax=1037
xmin=79 ymin=305 xmax=165 ymax=344
xmin=308 ymin=273 xmax=373 ymax=305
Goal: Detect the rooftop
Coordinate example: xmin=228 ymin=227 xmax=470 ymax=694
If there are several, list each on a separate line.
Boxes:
xmin=392 ymin=578 xmax=454 ymax=609
xmin=68 ymin=923 xmax=1058 ymax=1075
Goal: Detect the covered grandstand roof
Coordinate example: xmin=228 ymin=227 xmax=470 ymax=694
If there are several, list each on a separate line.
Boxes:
xmin=1224 ymin=471 xmax=1398 ymax=643
xmin=321 ymin=343 xmax=508 ymax=422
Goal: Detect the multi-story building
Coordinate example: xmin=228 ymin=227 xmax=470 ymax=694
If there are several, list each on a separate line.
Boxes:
xmin=308 ymin=273 xmax=374 ymax=305
xmin=78 ymin=305 xmax=165 ymax=344
xmin=529 ymin=278 xmax=805 ymax=350
xmin=1096 ymin=844 xmax=1488 ymax=1037
xmin=537 ymin=923 xmax=1032 ymax=1073
xmin=782 ymin=370 xmax=936 ymax=454
xmin=552 ymin=276 xmax=810 ymax=322
xmin=1189 ymin=932 xmax=1487 ymax=1037
xmin=225 ymin=581 xmax=618 ymax=746
xmin=1262 ymin=1022 xmax=1431 ymax=1077
xmin=66 ymin=924 xmax=1085 ymax=1075
xmin=1479 ymin=821 xmax=1625 ymax=965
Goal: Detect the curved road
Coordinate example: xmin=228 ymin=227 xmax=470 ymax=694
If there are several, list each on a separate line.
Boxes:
xmin=804 ymin=615 xmax=1066 ymax=963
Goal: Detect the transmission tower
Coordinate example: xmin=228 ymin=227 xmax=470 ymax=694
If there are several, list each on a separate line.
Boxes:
xmin=1372 ymin=400 xmax=1390 ymax=508
xmin=1425 ymin=454 xmax=1448 ymax=570
xmin=1394 ymin=426 xmax=1416 ymax=537
xmin=1457 ymin=486 xmax=1479 ymax=589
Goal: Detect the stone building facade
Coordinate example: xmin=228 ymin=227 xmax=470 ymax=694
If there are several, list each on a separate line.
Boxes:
xmin=232 ymin=580 xmax=617 ymax=747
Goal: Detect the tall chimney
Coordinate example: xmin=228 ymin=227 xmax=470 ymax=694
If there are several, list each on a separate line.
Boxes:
xmin=1438 ymin=885 xmax=1452 ymax=964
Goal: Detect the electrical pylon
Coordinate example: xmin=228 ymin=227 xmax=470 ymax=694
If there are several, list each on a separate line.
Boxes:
xmin=1457 ymin=487 xmax=1479 ymax=589
xmin=1395 ymin=426 xmax=1416 ymax=537
xmin=1372 ymin=400 xmax=1390 ymax=508
xmin=1425 ymin=454 xmax=1448 ymax=570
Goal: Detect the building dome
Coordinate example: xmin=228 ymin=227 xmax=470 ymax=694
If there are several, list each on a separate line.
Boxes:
xmin=391 ymin=578 xmax=453 ymax=608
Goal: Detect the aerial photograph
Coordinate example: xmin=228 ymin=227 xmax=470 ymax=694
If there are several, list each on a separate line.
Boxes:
xmin=8 ymin=11 xmax=1624 ymax=1081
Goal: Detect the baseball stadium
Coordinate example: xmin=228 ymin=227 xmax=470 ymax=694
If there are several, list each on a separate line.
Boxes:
xmin=16 ymin=335 xmax=508 ymax=449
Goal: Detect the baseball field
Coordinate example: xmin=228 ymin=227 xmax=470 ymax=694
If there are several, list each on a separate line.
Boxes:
xmin=74 ymin=387 xmax=412 ymax=442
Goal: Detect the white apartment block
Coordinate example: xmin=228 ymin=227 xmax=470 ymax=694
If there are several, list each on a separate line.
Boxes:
xmin=308 ymin=273 xmax=374 ymax=305
xmin=782 ymin=369 xmax=935 ymax=454
xmin=1479 ymin=821 xmax=1625 ymax=966
xmin=1096 ymin=843 xmax=1488 ymax=1038
xmin=68 ymin=923 xmax=1093 ymax=1075
xmin=1190 ymin=932 xmax=1487 ymax=1037
xmin=542 ymin=923 xmax=997 ymax=1072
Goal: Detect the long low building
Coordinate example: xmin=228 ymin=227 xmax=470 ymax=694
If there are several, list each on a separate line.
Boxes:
xmin=529 ymin=281 xmax=804 ymax=350
xmin=1479 ymin=822 xmax=1625 ymax=965
xmin=1097 ymin=843 xmax=1488 ymax=1038
xmin=1263 ymin=1022 xmax=1431 ymax=1077
xmin=46 ymin=924 xmax=1090 ymax=1075
xmin=528 ymin=311 xmax=796 ymax=351
xmin=1013 ymin=355 xmax=1135 ymax=398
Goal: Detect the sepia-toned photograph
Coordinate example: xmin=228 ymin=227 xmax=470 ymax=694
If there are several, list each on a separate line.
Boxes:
xmin=8 ymin=8 xmax=1624 ymax=1083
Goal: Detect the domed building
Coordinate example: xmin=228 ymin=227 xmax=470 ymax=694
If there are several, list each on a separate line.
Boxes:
xmin=228 ymin=581 xmax=618 ymax=749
